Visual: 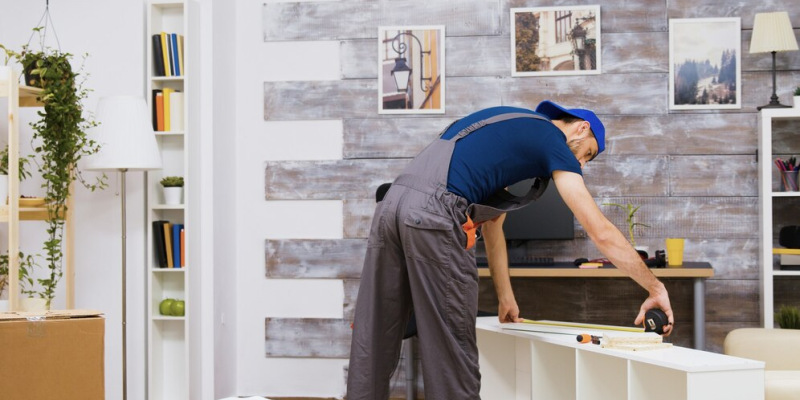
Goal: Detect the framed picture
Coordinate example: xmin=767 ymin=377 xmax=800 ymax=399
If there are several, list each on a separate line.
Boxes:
xmin=511 ymin=6 xmax=601 ymax=77
xmin=669 ymin=18 xmax=741 ymax=110
xmin=378 ymin=26 xmax=445 ymax=114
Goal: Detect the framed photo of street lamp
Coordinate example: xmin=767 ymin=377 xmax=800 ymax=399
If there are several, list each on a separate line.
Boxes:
xmin=669 ymin=18 xmax=741 ymax=110
xmin=378 ymin=26 xmax=445 ymax=114
xmin=511 ymin=5 xmax=601 ymax=77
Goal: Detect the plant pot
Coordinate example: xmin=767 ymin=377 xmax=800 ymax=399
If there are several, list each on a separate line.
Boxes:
xmin=163 ymin=187 xmax=183 ymax=205
xmin=19 ymin=297 xmax=48 ymax=313
xmin=0 ymin=299 xmax=8 ymax=312
xmin=794 ymin=96 xmax=800 ymax=109
xmin=23 ymin=61 xmax=44 ymax=88
xmin=0 ymin=174 xmax=7 ymax=205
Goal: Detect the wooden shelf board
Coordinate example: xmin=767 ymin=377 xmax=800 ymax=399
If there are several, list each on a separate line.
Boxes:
xmin=152 ymin=76 xmax=185 ymax=81
xmin=152 ymin=268 xmax=186 ymax=272
xmin=152 ymin=204 xmax=185 ymax=210
xmin=773 ymin=248 xmax=800 ymax=255
xmin=0 ymin=82 xmax=44 ymax=107
xmin=155 ymin=131 xmax=184 ymax=136
xmin=0 ymin=206 xmax=65 ymax=222
xmin=773 ymin=270 xmax=800 ymax=277
xmin=152 ymin=316 xmax=185 ymax=321
xmin=772 ymin=191 xmax=800 ymax=197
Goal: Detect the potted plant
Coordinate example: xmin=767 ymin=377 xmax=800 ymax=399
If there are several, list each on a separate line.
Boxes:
xmin=1 ymin=30 xmax=107 ymax=307
xmin=0 ymin=251 xmax=45 ymax=312
xmin=160 ymin=176 xmax=184 ymax=205
xmin=775 ymin=305 xmax=800 ymax=329
xmin=0 ymin=146 xmax=33 ymax=205
xmin=603 ymin=202 xmax=651 ymax=258
xmin=794 ymin=87 xmax=800 ymax=109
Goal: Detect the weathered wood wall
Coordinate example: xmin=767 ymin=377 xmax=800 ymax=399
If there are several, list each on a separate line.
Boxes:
xmin=262 ymin=0 xmax=800 ymax=392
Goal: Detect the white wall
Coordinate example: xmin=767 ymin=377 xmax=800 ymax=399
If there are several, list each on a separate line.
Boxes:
xmin=233 ymin=0 xmax=348 ymax=397
xmin=0 ymin=1 xmax=147 ymax=399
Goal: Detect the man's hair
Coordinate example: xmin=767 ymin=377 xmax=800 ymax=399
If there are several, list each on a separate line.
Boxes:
xmin=552 ymin=115 xmax=595 ymax=138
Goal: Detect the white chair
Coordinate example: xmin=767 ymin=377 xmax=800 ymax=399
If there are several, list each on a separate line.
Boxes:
xmin=724 ymin=328 xmax=800 ymax=400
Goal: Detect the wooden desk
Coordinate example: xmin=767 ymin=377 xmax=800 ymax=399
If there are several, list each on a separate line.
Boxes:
xmin=477 ymin=317 xmax=764 ymax=400
xmin=478 ymin=262 xmax=714 ymax=350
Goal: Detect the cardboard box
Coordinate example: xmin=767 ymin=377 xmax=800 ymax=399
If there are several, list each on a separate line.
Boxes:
xmin=0 ymin=309 xmax=105 ymax=400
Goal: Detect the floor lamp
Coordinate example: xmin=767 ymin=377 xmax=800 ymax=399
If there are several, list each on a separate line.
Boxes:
xmin=749 ymin=11 xmax=799 ymax=110
xmin=84 ymin=96 xmax=162 ymax=400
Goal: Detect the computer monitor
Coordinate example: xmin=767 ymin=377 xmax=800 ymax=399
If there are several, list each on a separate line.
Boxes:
xmin=501 ymin=179 xmax=574 ymax=240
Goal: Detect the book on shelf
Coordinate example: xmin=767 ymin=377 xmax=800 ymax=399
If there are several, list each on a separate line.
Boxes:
xmin=172 ymin=224 xmax=183 ymax=269
xmin=152 ymin=220 xmax=168 ymax=268
xmin=167 ymin=33 xmax=175 ymax=76
xmin=151 ymin=34 xmax=166 ymax=77
xmin=180 ymin=228 xmax=185 ymax=267
xmin=170 ymin=92 xmax=184 ymax=131
xmin=163 ymin=222 xmax=174 ymax=268
xmin=163 ymin=88 xmax=174 ymax=131
xmin=171 ymin=33 xmax=181 ymax=76
xmin=152 ymin=89 xmax=163 ymax=131
xmin=177 ymin=35 xmax=184 ymax=77
xmin=160 ymin=32 xmax=171 ymax=77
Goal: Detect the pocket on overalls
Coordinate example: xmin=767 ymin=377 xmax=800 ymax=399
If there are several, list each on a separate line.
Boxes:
xmin=403 ymin=208 xmax=452 ymax=266
xmin=366 ymin=200 xmax=392 ymax=248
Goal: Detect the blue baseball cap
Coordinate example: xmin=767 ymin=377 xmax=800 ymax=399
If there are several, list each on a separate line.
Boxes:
xmin=535 ymin=100 xmax=606 ymax=157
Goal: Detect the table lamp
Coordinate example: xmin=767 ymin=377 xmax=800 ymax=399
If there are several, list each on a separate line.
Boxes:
xmin=84 ymin=96 xmax=162 ymax=400
xmin=749 ymin=11 xmax=799 ymax=110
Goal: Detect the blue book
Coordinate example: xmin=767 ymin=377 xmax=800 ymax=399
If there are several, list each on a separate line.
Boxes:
xmin=172 ymin=224 xmax=183 ymax=268
xmin=171 ymin=33 xmax=180 ymax=76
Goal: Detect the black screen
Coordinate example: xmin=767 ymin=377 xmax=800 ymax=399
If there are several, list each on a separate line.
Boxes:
xmin=501 ymin=179 xmax=575 ymax=240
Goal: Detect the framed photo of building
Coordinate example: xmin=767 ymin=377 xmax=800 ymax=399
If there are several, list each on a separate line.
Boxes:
xmin=378 ymin=26 xmax=445 ymax=114
xmin=669 ymin=18 xmax=741 ymax=110
xmin=511 ymin=6 xmax=601 ymax=77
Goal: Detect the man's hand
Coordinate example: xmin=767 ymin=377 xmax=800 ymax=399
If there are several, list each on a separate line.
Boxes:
xmin=498 ymin=298 xmax=523 ymax=323
xmin=634 ymin=287 xmax=675 ymax=336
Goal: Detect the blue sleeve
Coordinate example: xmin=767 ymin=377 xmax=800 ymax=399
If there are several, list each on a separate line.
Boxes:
xmin=540 ymin=129 xmax=582 ymax=177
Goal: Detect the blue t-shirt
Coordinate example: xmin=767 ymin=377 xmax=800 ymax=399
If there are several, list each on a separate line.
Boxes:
xmin=442 ymin=106 xmax=582 ymax=204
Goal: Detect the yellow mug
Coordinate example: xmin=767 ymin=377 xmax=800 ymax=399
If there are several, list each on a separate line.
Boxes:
xmin=666 ymin=238 xmax=685 ymax=266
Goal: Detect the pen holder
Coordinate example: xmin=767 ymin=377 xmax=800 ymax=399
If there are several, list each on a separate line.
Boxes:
xmin=781 ymin=170 xmax=799 ymax=192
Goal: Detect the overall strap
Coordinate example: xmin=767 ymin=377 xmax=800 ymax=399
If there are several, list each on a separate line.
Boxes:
xmin=449 ymin=112 xmax=550 ymax=142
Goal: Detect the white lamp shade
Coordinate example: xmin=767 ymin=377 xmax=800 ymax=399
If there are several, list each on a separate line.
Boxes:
xmin=84 ymin=96 xmax=162 ymax=171
xmin=749 ymin=11 xmax=799 ymax=54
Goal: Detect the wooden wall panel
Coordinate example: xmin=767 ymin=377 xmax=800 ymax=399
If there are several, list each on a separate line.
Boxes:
xmin=602 ymin=32 xmax=668 ymax=74
xmin=582 ymin=156 xmax=669 ymax=197
xmin=772 ymin=119 xmax=800 ymax=153
xmin=742 ymin=30 xmax=800 ymax=72
xmin=265 ymin=159 xmax=409 ymax=200
xmin=266 ymin=239 xmax=366 ymax=279
xmin=668 ymin=155 xmax=758 ymax=197
xmin=343 ymin=199 xmax=375 ymax=239
xmin=706 ymin=280 xmax=761 ymax=322
xmin=666 ymin=0 xmax=800 ymax=29
xmin=342 ymin=118 xmax=445 ymax=159
xmin=502 ymin=0 xmax=668 ymax=33
xmin=263 ymin=0 xmax=502 ymax=41
xmin=264 ymin=78 xmax=502 ymax=120
xmin=265 ymin=318 xmax=353 ymax=358
xmin=500 ymin=74 xmax=668 ymax=115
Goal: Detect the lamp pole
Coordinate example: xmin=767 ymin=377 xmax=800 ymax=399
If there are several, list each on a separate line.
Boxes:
xmin=120 ymin=168 xmax=128 ymax=400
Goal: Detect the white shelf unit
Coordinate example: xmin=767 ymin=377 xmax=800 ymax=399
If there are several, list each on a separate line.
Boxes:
xmin=146 ymin=1 xmax=198 ymax=399
xmin=758 ymin=106 xmax=800 ymax=328
xmin=477 ymin=318 xmax=765 ymax=400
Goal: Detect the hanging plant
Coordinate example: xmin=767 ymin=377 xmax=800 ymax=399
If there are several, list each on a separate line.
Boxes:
xmin=2 ymin=27 xmax=107 ymax=306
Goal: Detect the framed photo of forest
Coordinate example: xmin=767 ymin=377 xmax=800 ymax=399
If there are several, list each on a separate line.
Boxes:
xmin=511 ymin=6 xmax=601 ymax=77
xmin=669 ymin=18 xmax=741 ymax=110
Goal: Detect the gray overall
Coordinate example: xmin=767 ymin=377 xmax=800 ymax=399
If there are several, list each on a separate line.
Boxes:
xmin=347 ymin=112 xmax=551 ymax=399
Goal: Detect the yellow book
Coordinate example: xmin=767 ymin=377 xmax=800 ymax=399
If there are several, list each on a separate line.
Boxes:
xmin=162 ymin=88 xmax=173 ymax=132
xmin=163 ymin=222 xmax=174 ymax=268
xmin=177 ymin=35 xmax=184 ymax=76
xmin=160 ymin=32 xmax=171 ymax=77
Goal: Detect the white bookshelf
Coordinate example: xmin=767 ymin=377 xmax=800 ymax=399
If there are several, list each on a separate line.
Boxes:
xmin=758 ymin=105 xmax=800 ymax=328
xmin=145 ymin=1 xmax=198 ymax=399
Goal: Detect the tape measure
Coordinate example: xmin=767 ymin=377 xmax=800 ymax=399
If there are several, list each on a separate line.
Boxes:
xmin=644 ymin=309 xmax=669 ymax=335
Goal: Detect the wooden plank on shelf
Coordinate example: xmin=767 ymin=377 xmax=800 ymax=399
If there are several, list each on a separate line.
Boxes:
xmin=500 ymin=73 xmax=668 ymax=115
xmin=265 ymin=159 xmax=409 ymax=200
xmin=265 ymin=239 xmax=366 ymax=279
xmin=502 ymin=0 xmax=667 ymax=34
xmin=263 ymin=0 xmax=502 ymax=41
xmin=668 ymin=155 xmax=757 ymax=197
xmin=666 ymin=0 xmax=800 ymax=29
xmin=264 ymin=78 xmax=502 ymax=121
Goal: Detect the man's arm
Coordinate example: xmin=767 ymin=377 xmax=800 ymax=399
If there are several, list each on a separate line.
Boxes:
xmin=482 ymin=213 xmax=523 ymax=323
xmin=552 ymin=170 xmax=675 ymax=334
